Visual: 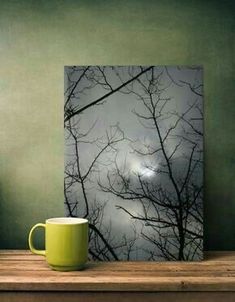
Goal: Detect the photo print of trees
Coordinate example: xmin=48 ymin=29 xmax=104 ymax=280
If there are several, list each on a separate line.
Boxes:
xmin=64 ymin=66 xmax=203 ymax=261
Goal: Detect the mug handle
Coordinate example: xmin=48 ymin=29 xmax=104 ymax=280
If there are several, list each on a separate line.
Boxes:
xmin=28 ymin=223 xmax=46 ymax=256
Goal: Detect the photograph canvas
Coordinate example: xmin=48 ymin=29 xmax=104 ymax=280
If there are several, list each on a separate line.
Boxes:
xmin=64 ymin=66 xmax=203 ymax=261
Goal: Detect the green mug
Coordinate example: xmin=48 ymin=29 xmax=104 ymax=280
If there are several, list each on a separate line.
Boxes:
xmin=28 ymin=217 xmax=88 ymax=271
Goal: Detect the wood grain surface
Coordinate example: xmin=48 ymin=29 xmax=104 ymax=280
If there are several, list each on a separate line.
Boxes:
xmin=0 ymin=250 xmax=235 ymax=292
xmin=1 ymin=292 xmax=235 ymax=302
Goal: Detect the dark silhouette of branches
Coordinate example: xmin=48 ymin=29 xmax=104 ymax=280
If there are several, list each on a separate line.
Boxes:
xmin=64 ymin=66 xmax=154 ymax=123
xmin=179 ymin=80 xmax=203 ymax=97
xmin=64 ymin=66 xmax=90 ymax=111
xmin=65 ymin=65 xmax=203 ymax=261
xmin=65 ymin=118 xmax=127 ymax=259
xmin=165 ymin=66 xmax=203 ymax=97
xmin=99 ymin=66 xmax=203 ymax=260
xmin=64 ymin=65 xmax=146 ymax=259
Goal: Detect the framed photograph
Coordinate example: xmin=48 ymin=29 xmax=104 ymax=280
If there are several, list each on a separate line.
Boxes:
xmin=64 ymin=66 xmax=203 ymax=261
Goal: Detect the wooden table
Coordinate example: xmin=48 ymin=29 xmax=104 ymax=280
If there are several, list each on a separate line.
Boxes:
xmin=0 ymin=250 xmax=235 ymax=302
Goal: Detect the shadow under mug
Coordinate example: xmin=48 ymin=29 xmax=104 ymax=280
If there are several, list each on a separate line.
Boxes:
xmin=28 ymin=217 xmax=88 ymax=271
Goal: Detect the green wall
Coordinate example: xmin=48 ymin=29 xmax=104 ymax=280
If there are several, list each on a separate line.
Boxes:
xmin=0 ymin=0 xmax=234 ymax=250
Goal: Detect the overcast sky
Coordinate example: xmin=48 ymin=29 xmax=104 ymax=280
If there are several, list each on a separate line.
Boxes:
xmin=64 ymin=66 xmax=203 ymax=260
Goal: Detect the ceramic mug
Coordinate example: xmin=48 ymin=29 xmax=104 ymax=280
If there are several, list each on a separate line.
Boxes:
xmin=28 ymin=217 xmax=88 ymax=271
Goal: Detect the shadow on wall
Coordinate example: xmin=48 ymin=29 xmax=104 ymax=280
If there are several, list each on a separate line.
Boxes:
xmin=0 ymin=166 xmax=58 ymax=250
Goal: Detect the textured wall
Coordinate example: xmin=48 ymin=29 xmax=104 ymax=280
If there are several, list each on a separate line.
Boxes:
xmin=0 ymin=0 xmax=234 ymax=250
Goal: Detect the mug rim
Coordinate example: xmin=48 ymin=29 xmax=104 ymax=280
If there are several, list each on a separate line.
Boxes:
xmin=46 ymin=217 xmax=88 ymax=225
